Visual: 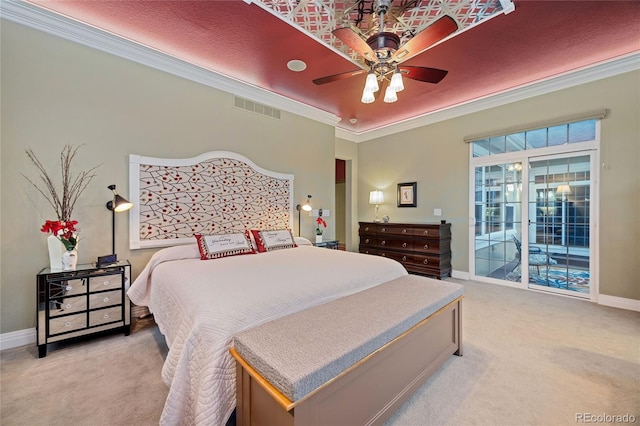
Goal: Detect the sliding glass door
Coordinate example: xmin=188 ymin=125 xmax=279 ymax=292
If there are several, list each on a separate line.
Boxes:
xmin=527 ymin=154 xmax=593 ymax=297
xmin=469 ymin=117 xmax=598 ymax=299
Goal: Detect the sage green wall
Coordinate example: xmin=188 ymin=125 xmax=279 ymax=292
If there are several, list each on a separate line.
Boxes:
xmin=0 ymin=21 xmax=336 ymax=334
xmin=358 ymin=70 xmax=640 ymax=301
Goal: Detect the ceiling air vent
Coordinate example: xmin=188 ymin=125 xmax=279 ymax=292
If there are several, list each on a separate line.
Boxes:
xmin=234 ymin=96 xmax=281 ymax=119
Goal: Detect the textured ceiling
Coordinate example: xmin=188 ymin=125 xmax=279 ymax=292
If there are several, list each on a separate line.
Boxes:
xmin=24 ymin=0 xmax=640 ymax=135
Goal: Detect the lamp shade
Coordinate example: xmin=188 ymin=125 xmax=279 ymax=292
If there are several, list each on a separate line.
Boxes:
xmin=113 ymin=194 xmax=134 ymax=212
xmin=390 ymin=70 xmax=404 ymax=92
xmin=369 ymin=190 xmax=384 ymax=205
xmin=364 ymin=72 xmax=379 ymax=92
xmin=383 ymin=86 xmax=398 ymax=103
xmin=556 ymin=184 xmax=572 ymax=195
xmin=361 ymin=88 xmax=375 ymax=104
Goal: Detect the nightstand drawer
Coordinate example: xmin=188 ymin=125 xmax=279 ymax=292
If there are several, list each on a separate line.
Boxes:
xmin=50 ymin=295 xmax=87 ymax=316
xmin=89 ymin=290 xmax=122 ymax=309
xmin=89 ymin=274 xmax=122 ymax=292
xmin=49 ymin=313 xmax=87 ymax=335
xmin=89 ymin=307 xmax=122 ymax=327
xmin=49 ymin=278 xmax=86 ymax=298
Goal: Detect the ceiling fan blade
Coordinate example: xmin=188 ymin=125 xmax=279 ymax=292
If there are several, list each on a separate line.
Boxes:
xmin=312 ymin=69 xmax=366 ymax=85
xmin=399 ymin=66 xmax=449 ymax=84
xmin=391 ymin=15 xmax=458 ymax=63
xmin=333 ymin=27 xmax=378 ymax=62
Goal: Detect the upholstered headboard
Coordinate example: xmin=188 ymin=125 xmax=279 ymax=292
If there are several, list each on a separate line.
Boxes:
xmin=129 ymin=151 xmax=294 ymax=249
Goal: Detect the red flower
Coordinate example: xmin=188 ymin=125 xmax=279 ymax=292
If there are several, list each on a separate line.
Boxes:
xmin=41 ymin=220 xmax=79 ymax=250
xmin=316 ymin=217 xmax=327 ymax=228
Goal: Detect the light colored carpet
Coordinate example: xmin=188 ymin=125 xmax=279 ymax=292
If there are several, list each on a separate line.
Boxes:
xmin=1 ymin=280 xmax=638 ymax=426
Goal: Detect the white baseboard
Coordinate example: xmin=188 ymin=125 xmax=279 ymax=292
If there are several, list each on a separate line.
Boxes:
xmin=451 ymin=270 xmax=470 ymax=280
xmin=598 ymin=294 xmax=640 ymax=312
xmin=0 ymin=328 xmax=36 ymax=351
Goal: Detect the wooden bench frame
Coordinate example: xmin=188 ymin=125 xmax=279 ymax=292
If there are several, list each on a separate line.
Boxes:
xmin=231 ymin=296 xmax=462 ymax=426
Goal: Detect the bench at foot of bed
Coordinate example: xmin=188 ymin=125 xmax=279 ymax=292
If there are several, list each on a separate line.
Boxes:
xmin=230 ymin=274 xmax=463 ymax=426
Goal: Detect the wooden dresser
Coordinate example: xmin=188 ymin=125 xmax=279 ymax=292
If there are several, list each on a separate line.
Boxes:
xmin=359 ymin=222 xmax=452 ymax=279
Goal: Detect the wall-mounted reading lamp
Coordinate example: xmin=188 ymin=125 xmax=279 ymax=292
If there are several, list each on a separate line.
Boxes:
xmin=100 ymin=184 xmax=133 ymax=266
xmin=296 ymin=195 xmax=312 ymax=236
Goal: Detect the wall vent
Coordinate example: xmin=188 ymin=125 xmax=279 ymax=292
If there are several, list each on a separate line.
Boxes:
xmin=234 ymin=96 xmax=281 ymax=119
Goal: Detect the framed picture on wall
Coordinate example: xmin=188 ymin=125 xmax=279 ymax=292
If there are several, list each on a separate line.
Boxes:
xmin=397 ymin=182 xmax=417 ymax=207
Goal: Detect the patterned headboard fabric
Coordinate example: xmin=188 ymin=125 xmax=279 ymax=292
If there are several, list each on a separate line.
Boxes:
xmin=129 ymin=151 xmax=294 ymax=249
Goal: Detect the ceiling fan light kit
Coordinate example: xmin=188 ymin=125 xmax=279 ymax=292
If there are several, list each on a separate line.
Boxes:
xmin=313 ymin=1 xmax=459 ymax=105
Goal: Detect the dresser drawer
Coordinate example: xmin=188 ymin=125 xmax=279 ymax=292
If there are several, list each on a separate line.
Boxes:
xmin=376 ymin=225 xmax=414 ymax=236
xmin=413 ymin=239 xmax=451 ymax=254
xmin=359 ymin=224 xmax=377 ymax=234
xmin=377 ymin=237 xmax=413 ymax=251
xmin=414 ymin=253 xmax=452 ymax=269
xmin=50 ymin=295 xmax=87 ymax=317
xmin=359 ymin=235 xmax=376 ymax=246
xmin=49 ymin=313 xmax=87 ymax=335
xmin=90 ymin=290 xmax=122 ymax=309
xmin=359 ymin=247 xmax=378 ymax=255
xmin=89 ymin=307 xmax=122 ymax=327
xmin=89 ymin=274 xmax=123 ymax=292
xmin=412 ymin=226 xmax=451 ymax=239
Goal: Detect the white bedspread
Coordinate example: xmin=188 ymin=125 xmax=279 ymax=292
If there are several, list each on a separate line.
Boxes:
xmin=127 ymin=244 xmax=407 ymax=426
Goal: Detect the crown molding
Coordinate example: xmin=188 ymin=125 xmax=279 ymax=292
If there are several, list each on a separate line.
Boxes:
xmin=0 ymin=0 xmax=341 ymax=127
xmin=338 ymin=52 xmax=640 ymax=142
xmin=2 ymin=0 xmax=638 ymax=142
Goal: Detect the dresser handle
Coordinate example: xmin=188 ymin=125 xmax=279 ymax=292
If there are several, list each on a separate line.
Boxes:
xmin=402 ymin=256 xmax=407 ymax=261
xmin=381 ymin=228 xmax=386 ymax=232
xmin=103 ymin=297 xmax=110 ymax=303
xmin=423 ymin=259 xmax=429 ymax=264
xmin=364 ymin=227 xmax=370 ymax=231
xmin=423 ymin=230 xmax=429 ymax=235
xmin=424 ymin=244 xmax=429 ymax=249
xmin=402 ymin=242 xmax=407 ymax=248
xmin=402 ymin=229 xmax=407 ymax=233
xmin=365 ymin=238 xmax=370 ymax=244
xmin=381 ymin=253 xmax=386 ymax=257
xmin=103 ymin=313 xmax=110 ymax=319
xmin=381 ymin=240 xmax=386 ymax=245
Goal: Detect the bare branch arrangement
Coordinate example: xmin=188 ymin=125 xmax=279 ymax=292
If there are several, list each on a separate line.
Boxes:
xmin=24 ymin=144 xmax=100 ymax=221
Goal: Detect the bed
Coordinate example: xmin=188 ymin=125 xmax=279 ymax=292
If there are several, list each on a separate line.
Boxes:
xmin=127 ymin=241 xmax=407 ymax=425
xmin=125 ymin=151 xmax=408 ymax=425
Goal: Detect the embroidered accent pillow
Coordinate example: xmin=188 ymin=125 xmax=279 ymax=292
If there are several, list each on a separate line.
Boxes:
xmin=195 ymin=231 xmax=256 ymax=260
xmin=250 ymin=229 xmax=297 ymax=252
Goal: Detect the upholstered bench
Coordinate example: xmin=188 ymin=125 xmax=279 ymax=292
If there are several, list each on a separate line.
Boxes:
xmin=230 ymin=274 xmax=464 ymax=426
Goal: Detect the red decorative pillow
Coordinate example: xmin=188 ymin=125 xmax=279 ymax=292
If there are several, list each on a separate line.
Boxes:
xmin=250 ymin=229 xmax=297 ymax=253
xmin=194 ymin=231 xmax=256 ymax=260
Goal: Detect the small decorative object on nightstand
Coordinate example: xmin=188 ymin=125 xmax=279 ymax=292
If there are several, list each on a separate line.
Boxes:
xmin=36 ymin=260 xmax=131 ymax=358
xmin=313 ymin=240 xmax=340 ymax=250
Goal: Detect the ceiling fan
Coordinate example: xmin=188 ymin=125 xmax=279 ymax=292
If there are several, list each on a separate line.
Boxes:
xmin=313 ymin=0 xmax=458 ymax=103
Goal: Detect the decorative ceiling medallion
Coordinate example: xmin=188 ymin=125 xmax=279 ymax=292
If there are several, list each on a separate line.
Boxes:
xmin=252 ymin=0 xmax=514 ymax=66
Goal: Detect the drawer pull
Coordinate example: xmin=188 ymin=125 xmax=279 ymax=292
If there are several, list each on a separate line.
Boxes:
xmin=423 ymin=230 xmax=429 ymax=235
xmin=103 ymin=313 xmax=110 ymax=319
xmin=365 ymin=238 xmax=370 ymax=244
xmin=424 ymin=244 xmax=429 ymax=249
xmin=381 ymin=240 xmax=386 ymax=245
xmin=381 ymin=228 xmax=386 ymax=232
xmin=423 ymin=259 xmax=429 ymax=264
xmin=402 ymin=256 xmax=407 ymax=261
xmin=381 ymin=253 xmax=386 ymax=257
xmin=364 ymin=227 xmax=370 ymax=231
xmin=103 ymin=281 xmax=110 ymax=286
xmin=402 ymin=229 xmax=407 ymax=233
xmin=103 ymin=297 xmax=110 ymax=303
xmin=402 ymin=242 xmax=407 ymax=248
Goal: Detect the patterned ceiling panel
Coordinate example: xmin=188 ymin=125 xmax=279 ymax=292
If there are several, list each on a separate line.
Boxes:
xmin=255 ymin=0 xmax=513 ymax=65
